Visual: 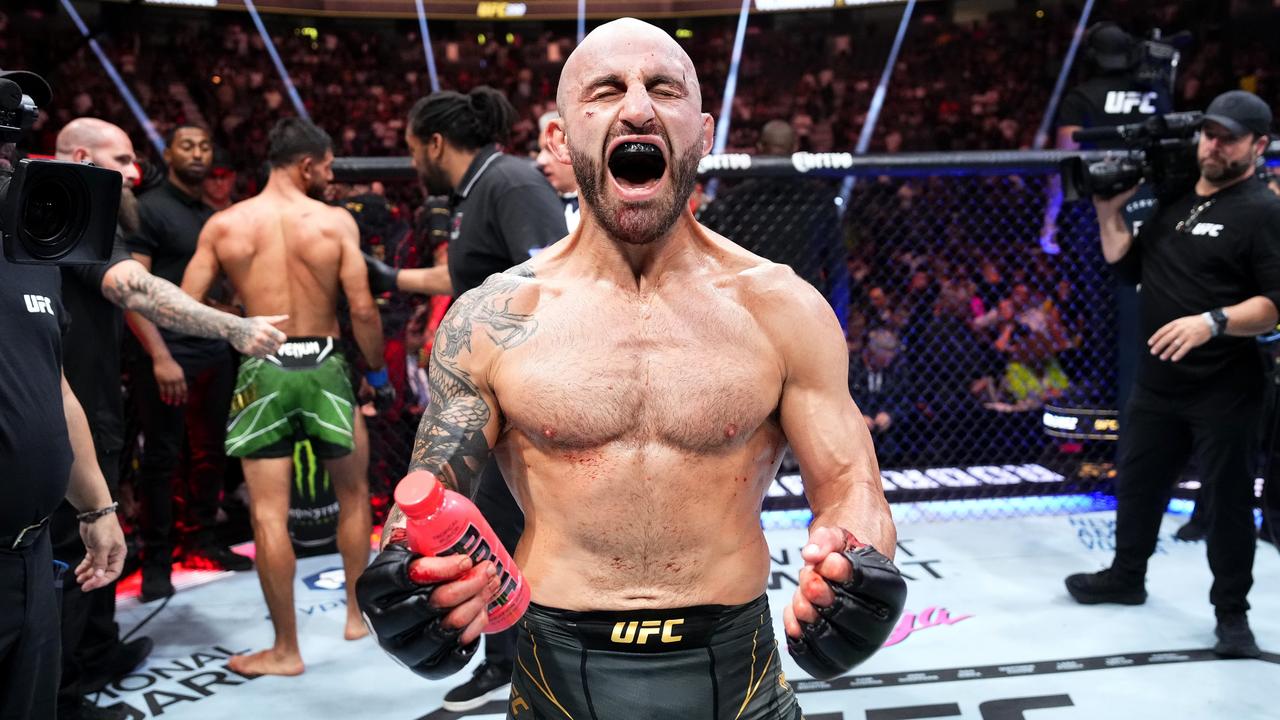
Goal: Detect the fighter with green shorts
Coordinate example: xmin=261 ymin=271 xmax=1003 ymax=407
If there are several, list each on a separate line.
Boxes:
xmin=226 ymin=336 xmax=356 ymax=459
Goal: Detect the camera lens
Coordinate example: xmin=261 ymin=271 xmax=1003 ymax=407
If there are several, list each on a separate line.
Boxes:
xmin=17 ymin=170 xmax=88 ymax=261
xmin=21 ymin=176 xmax=72 ymax=245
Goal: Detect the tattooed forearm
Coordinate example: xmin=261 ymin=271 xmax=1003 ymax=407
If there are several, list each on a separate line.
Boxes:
xmin=407 ymin=357 xmax=493 ymax=494
xmin=380 ymin=505 xmax=407 ymax=550
xmin=105 ymin=266 xmax=237 ymax=341
xmin=406 ymin=271 xmax=539 ymax=496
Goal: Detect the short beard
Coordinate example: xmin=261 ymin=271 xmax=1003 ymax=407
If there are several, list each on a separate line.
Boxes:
xmin=571 ymin=142 xmax=701 ymax=245
xmin=418 ymin=162 xmax=452 ymax=197
xmin=117 ymin=187 xmax=140 ymax=234
xmin=306 ymin=177 xmax=328 ymax=200
xmin=173 ymin=164 xmax=207 ymax=186
xmin=1199 ymin=156 xmax=1253 ymax=185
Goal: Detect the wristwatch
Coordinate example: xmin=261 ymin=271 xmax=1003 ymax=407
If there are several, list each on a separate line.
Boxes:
xmin=1203 ymin=308 xmax=1228 ymax=338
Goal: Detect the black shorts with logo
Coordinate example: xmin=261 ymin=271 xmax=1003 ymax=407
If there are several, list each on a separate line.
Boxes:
xmin=508 ymin=594 xmax=803 ymax=720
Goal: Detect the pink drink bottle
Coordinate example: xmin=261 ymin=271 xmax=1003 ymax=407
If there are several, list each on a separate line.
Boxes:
xmin=394 ymin=470 xmax=530 ymax=633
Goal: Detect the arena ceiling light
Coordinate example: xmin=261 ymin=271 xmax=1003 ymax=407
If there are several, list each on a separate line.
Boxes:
xmin=142 ymin=0 xmax=219 ymax=6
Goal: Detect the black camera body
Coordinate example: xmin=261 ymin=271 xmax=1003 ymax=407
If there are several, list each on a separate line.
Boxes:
xmin=0 ymin=71 xmax=120 ymax=266
xmin=1059 ymin=111 xmax=1202 ymax=202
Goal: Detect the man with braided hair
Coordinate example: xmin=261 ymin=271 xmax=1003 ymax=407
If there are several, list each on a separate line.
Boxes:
xmin=358 ymin=19 xmax=904 ymax=718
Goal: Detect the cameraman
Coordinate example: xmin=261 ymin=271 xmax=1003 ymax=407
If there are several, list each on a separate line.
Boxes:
xmin=0 ymin=68 xmax=126 ymax=720
xmin=1066 ymin=90 xmax=1280 ymax=659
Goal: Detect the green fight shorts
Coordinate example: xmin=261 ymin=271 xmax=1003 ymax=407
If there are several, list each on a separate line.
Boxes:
xmin=508 ymin=594 xmax=803 ymax=719
xmin=224 ymin=337 xmax=356 ymax=459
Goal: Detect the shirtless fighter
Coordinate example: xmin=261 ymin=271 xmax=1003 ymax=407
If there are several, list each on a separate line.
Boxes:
xmin=357 ymin=19 xmax=905 ymax=718
xmin=182 ymin=118 xmax=385 ymax=676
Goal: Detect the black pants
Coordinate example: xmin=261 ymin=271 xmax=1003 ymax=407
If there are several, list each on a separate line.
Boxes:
xmin=509 ymin=596 xmax=802 ymax=720
xmin=0 ymin=529 xmax=61 ymax=720
xmin=133 ymin=352 xmax=233 ymax=566
xmin=51 ymin=446 xmax=122 ymax=708
xmin=1113 ymin=382 xmax=1262 ymax=614
xmin=474 ymin=458 xmax=525 ymax=668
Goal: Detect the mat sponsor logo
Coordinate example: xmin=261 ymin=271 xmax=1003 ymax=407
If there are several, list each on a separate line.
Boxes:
xmin=884 ymin=606 xmax=973 ymax=648
xmin=89 ymin=646 xmax=255 ymax=718
xmin=768 ymin=537 xmax=946 ymax=590
xmin=303 ymin=567 xmax=346 ymax=591
xmin=1069 ymin=516 xmax=1175 ymax=554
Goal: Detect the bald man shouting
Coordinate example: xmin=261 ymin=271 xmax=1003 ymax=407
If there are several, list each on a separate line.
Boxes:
xmin=357 ymin=20 xmax=905 ymax=719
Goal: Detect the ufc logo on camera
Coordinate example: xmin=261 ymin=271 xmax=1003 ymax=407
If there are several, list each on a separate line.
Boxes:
xmin=23 ymin=294 xmax=54 ymax=316
xmin=1104 ymin=91 xmax=1159 ymax=115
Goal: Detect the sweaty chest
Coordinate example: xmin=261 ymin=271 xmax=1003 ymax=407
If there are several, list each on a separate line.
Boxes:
xmin=496 ymin=296 xmax=780 ymax=451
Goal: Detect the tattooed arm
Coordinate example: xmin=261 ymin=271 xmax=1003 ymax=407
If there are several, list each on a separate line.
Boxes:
xmin=382 ymin=271 xmax=539 ymax=549
xmin=104 ymin=258 xmax=286 ymax=358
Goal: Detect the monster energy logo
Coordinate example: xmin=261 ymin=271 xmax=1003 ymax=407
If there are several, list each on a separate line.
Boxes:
xmin=293 ymin=439 xmax=331 ymax=499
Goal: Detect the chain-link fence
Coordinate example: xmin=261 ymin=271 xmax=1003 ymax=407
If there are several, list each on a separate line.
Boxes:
xmin=692 ymin=154 xmax=1127 ymax=520
xmin=336 ymin=152 xmax=1141 ymax=529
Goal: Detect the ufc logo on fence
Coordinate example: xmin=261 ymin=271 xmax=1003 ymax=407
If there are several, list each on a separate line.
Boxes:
xmin=23 ymin=294 xmax=54 ymax=315
xmin=1104 ymin=90 xmax=1159 ymax=115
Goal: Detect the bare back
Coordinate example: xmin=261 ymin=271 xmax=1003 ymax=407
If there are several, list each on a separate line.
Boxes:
xmin=204 ymin=191 xmax=358 ymax=337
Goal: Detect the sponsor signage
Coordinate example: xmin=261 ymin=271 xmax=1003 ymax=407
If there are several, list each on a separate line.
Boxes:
xmin=764 ymin=463 xmax=1066 ymax=511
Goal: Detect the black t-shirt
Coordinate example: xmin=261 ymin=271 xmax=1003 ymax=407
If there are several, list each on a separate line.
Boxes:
xmin=1112 ymin=178 xmax=1280 ymax=393
xmin=1056 ymin=74 xmax=1173 ymax=149
xmin=0 ymin=256 xmax=72 ymax=531
xmin=62 ymin=230 xmax=132 ymax=453
xmin=126 ymin=179 xmax=226 ymax=367
xmin=447 ymin=147 xmax=568 ymax=297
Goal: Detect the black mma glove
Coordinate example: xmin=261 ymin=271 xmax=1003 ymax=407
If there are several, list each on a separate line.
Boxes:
xmin=364 ymin=368 xmax=396 ymax=412
xmin=786 ymin=545 xmax=907 ymax=680
xmin=355 ymin=542 xmax=479 ymax=679
xmin=363 ymin=251 xmax=400 ymax=295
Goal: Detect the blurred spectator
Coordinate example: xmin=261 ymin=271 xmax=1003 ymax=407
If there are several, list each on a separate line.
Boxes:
xmin=202 ymin=147 xmax=238 ymax=211
xmin=849 ymin=328 xmax=912 ymax=465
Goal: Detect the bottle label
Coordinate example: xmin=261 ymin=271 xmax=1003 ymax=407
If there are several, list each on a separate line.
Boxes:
xmin=439 ymin=524 xmax=520 ymax=610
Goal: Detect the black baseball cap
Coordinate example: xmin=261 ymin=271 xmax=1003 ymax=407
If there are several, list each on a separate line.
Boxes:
xmin=1087 ymin=23 xmax=1135 ymax=72
xmin=1202 ymin=90 xmax=1273 ymax=138
xmin=0 ymin=68 xmax=51 ymax=108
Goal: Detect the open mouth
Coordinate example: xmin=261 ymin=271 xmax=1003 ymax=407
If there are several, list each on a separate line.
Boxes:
xmin=607 ymin=141 xmax=667 ymax=190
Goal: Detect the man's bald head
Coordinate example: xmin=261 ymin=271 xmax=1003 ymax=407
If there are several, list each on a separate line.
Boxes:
xmin=557 ymin=18 xmax=700 ymax=116
xmin=55 ymin=117 xmax=139 ymax=187
xmin=546 ymin=17 xmax=713 ymax=246
xmin=758 ymin=120 xmax=797 ymax=155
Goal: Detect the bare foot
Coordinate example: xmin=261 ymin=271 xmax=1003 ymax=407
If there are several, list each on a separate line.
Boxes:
xmin=227 ymin=648 xmax=305 ymax=677
xmin=344 ymin=612 xmax=370 ymax=641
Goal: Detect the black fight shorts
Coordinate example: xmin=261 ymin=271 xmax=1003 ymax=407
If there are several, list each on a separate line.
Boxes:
xmin=508 ymin=594 xmax=803 ymax=720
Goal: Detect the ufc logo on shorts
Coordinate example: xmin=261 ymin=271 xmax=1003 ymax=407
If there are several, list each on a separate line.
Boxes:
xmin=1190 ymin=223 xmax=1224 ymax=237
xmin=1104 ymin=91 xmax=1158 ymax=115
xmin=23 ymin=294 xmax=54 ymax=315
xmin=610 ymin=618 xmax=685 ymax=645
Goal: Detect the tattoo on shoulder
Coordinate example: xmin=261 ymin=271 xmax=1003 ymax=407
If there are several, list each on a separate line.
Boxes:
xmin=408 ymin=272 xmax=538 ymax=493
xmin=505 ymin=262 xmax=536 ymax=279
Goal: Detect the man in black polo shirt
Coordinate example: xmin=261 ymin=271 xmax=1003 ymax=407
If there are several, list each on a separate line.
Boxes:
xmin=51 ymin=118 xmax=286 ymax=719
xmin=0 ymin=109 xmax=127 ymax=717
xmin=402 ymin=85 xmax=566 ymax=712
xmin=126 ymin=125 xmax=249 ymax=601
xmin=1066 ymin=91 xmax=1280 ymax=659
